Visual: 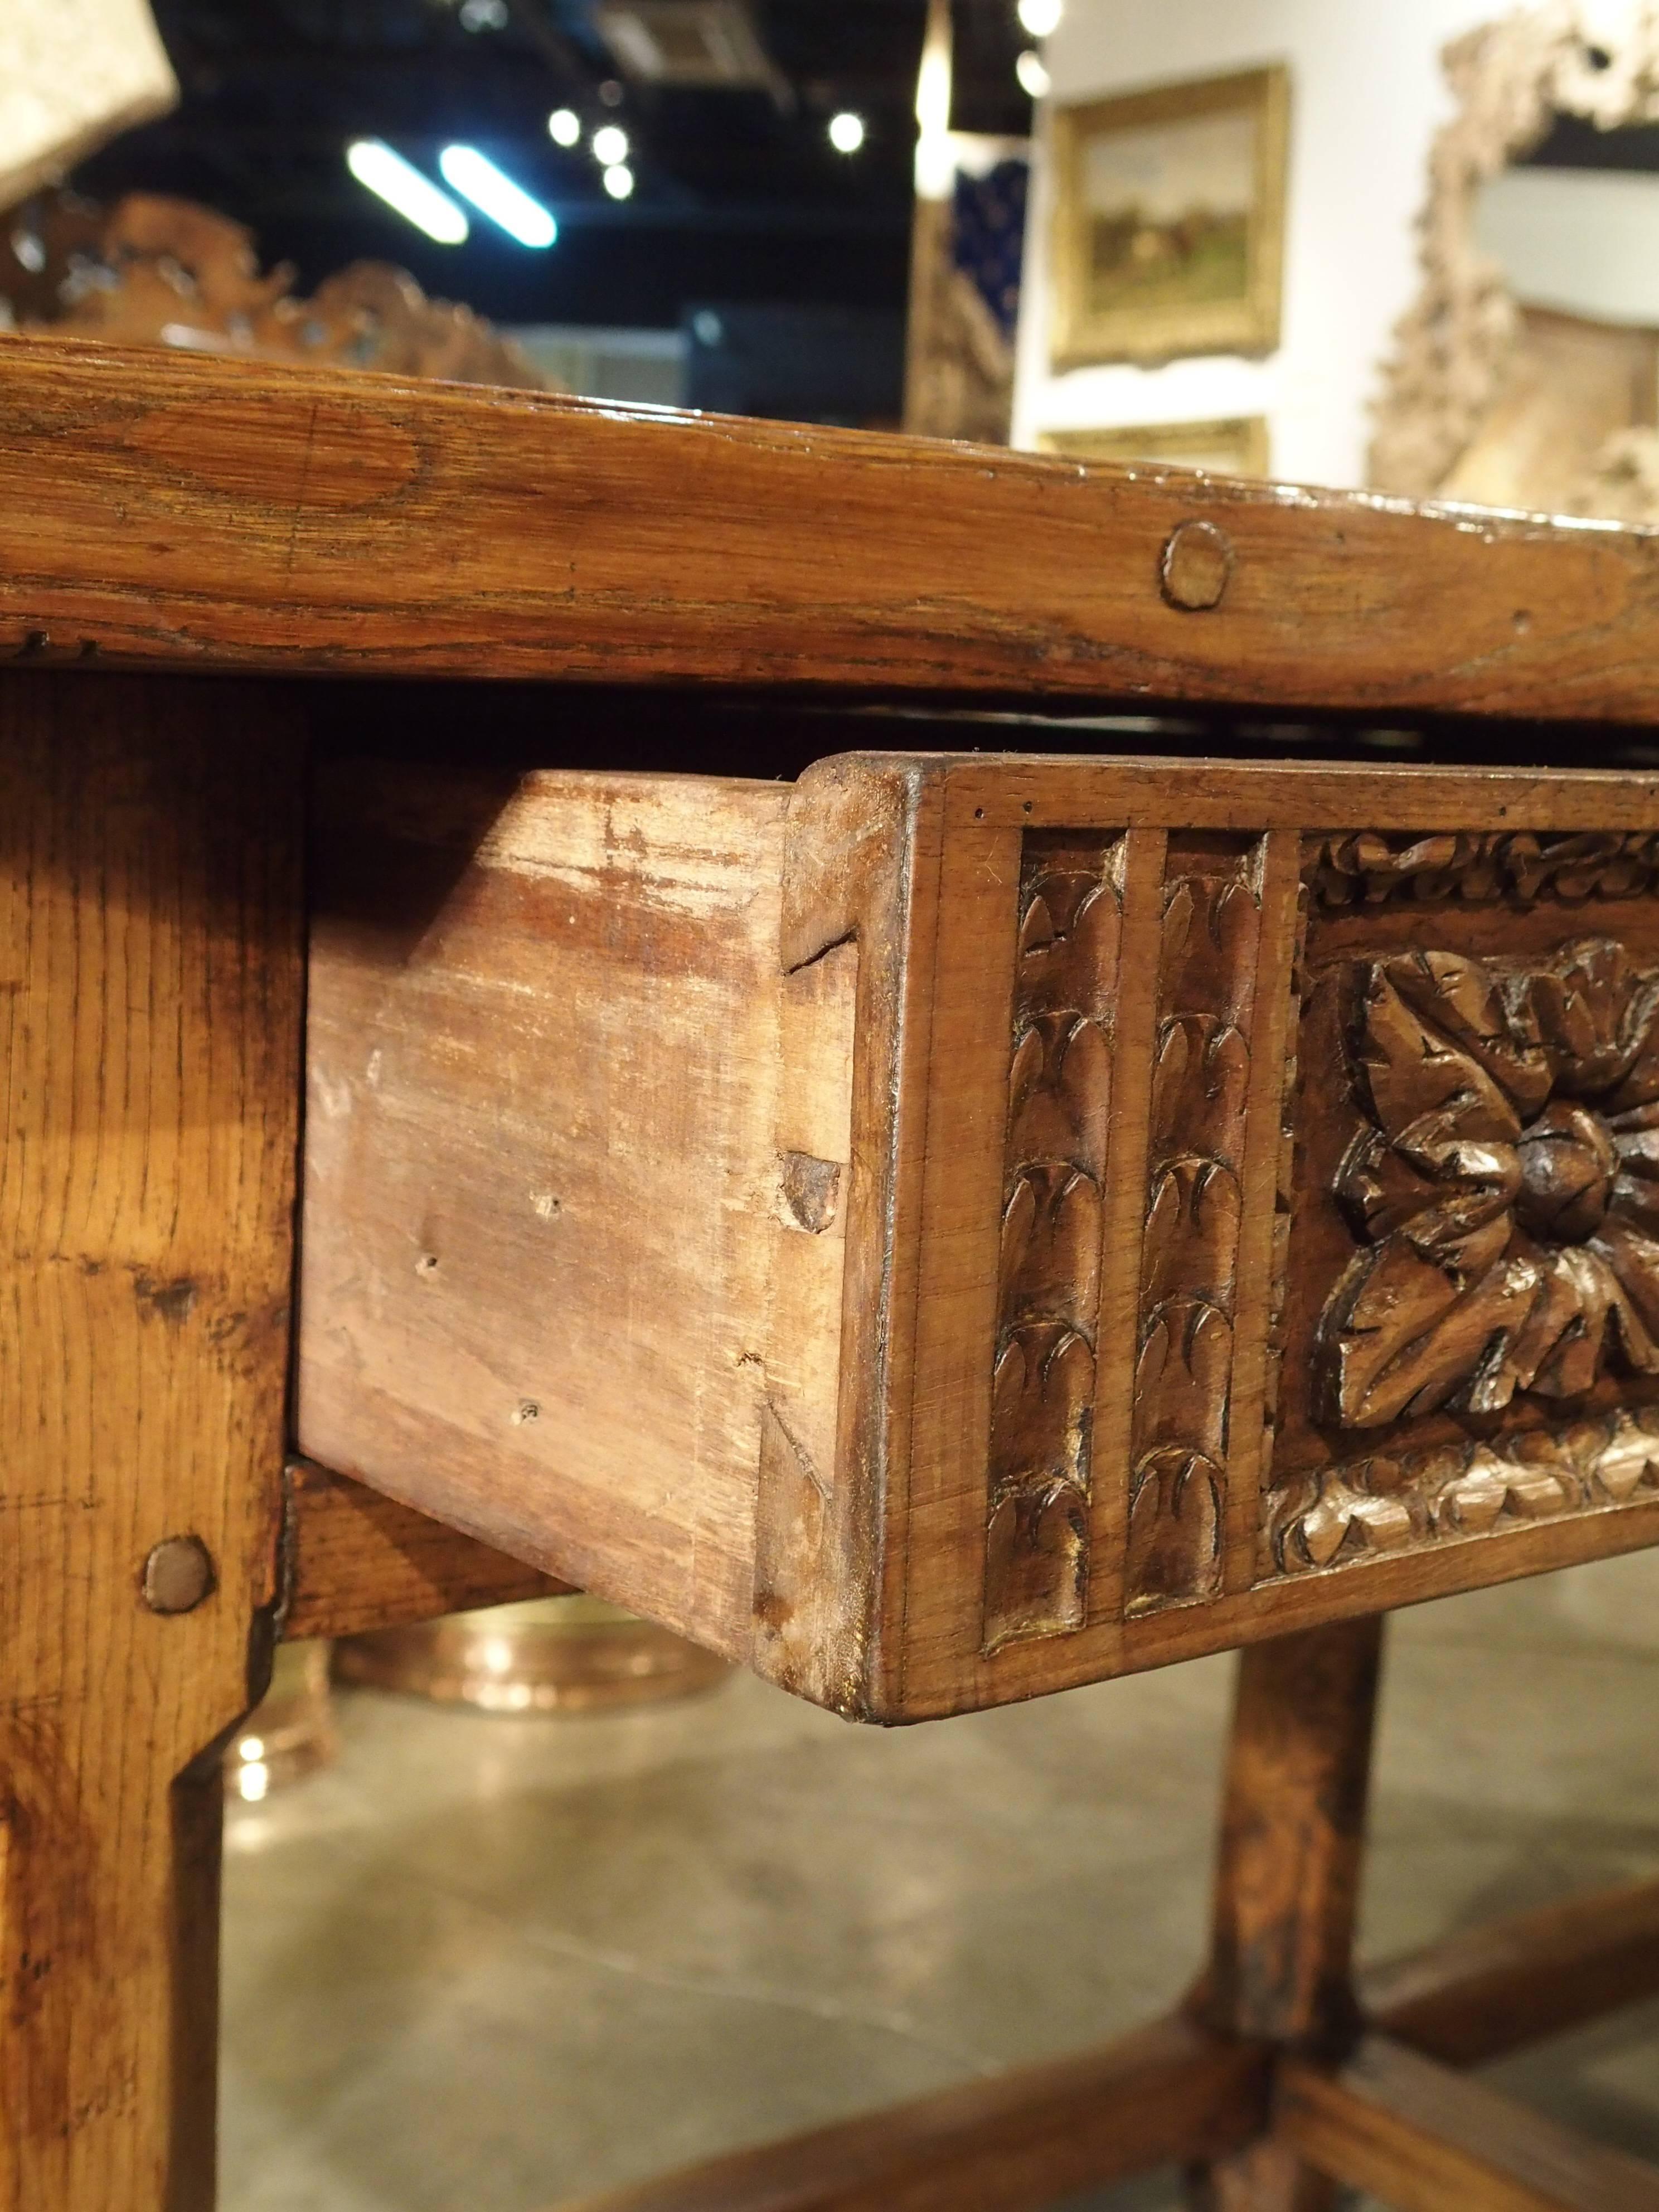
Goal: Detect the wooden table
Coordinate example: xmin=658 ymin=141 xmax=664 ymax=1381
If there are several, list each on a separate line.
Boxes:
xmin=3 ymin=330 xmax=1659 ymax=2211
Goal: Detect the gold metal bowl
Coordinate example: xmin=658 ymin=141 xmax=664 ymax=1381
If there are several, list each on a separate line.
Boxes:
xmin=334 ymin=1596 xmax=732 ymax=1715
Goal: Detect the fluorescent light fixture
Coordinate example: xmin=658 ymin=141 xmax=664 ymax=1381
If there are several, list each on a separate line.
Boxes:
xmin=548 ymin=107 xmax=581 ymax=147
xmin=346 ymin=139 xmax=469 ymax=243
xmin=592 ymin=124 xmax=630 ymax=167
xmin=439 ymin=145 xmax=558 ymax=246
xmin=828 ymin=110 xmax=866 ymax=154
xmin=1015 ymin=49 xmax=1051 ymax=98
xmin=1017 ymin=0 xmax=1062 ymax=34
xmin=603 ymin=162 xmax=636 ymax=200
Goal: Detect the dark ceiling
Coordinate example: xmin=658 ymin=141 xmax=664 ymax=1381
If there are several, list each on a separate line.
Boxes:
xmin=71 ymin=0 xmax=1034 ymax=328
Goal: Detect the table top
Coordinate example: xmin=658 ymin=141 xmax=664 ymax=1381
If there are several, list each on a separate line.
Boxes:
xmin=3 ymin=329 xmax=1658 ymax=724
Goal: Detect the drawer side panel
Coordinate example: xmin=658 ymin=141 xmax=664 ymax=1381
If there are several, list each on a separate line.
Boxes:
xmin=297 ymin=762 xmax=791 ymax=1658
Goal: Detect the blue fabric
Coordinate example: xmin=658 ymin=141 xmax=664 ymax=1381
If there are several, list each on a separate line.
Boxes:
xmin=952 ymin=158 xmax=1029 ymax=339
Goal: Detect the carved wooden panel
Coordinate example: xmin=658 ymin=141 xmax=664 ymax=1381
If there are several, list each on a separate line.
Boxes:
xmin=898 ymin=764 xmax=1659 ymax=1718
xmin=984 ymin=835 xmax=1123 ymax=1651
xmin=1264 ymin=831 xmax=1659 ymax=1587
xmin=1126 ymin=836 xmax=1264 ymax=1616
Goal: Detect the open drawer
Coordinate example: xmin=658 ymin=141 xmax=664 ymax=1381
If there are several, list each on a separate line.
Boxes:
xmin=299 ymin=750 xmax=1659 ymax=1719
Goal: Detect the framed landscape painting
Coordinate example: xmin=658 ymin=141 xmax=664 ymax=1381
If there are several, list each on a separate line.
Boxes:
xmin=1050 ymin=65 xmax=1289 ymax=369
xmin=1037 ymin=415 xmax=1271 ymax=477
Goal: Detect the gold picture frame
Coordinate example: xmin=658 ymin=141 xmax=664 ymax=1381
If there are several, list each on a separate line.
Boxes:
xmin=1050 ymin=65 xmax=1291 ymax=370
xmin=1037 ymin=416 xmax=1272 ymax=478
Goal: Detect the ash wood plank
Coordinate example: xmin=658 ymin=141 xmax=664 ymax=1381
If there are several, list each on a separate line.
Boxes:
xmin=554 ymin=2015 xmax=1268 ymax=2212
xmin=0 ymin=672 xmax=304 ymax=2210
xmin=1365 ymin=1877 xmax=1659 ymax=2068
xmin=279 ymin=1459 xmax=569 ymax=1642
xmin=1188 ymin=1621 xmax=1383 ymax=2212
xmin=1278 ymin=2036 xmax=1659 ymax=2212
xmin=12 ymin=333 xmax=1659 ymax=720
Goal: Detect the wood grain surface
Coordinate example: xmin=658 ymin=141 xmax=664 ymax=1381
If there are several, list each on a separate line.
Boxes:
xmin=1365 ymin=1875 xmax=1659 ymax=2068
xmin=0 ymin=673 xmax=304 ymax=2209
xmin=1188 ymin=1621 xmax=1382 ymax=2212
xmin=554 ymin=2014 xmax=1268 ymax=2212
xmin=10 ymin=333 xmax=1659 ymax=719
xmin=279 ymin=1460 xmax=568 ymax=1642
xmin=1279 ymin=2036 xmax=1659 ymax=2212
xmin=298 ymin=761 xmax=802 ymax=1661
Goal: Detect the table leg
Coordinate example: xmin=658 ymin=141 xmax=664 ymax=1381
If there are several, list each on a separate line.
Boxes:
xmin=0 ymin=676 xmax=304 ymax=2211
xmin=1187 ymin=1616 xmax=1385 ymax=2211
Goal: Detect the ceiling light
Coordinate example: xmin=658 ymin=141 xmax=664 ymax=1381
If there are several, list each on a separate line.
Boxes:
xmin=828 ymin=110 xmax=866 ymax=154
xmin=548 ymin=108 xmax=581 ymax=147
xmin=439 ymin=146 xmax=558 ymax=246
xmin=1015 ymin=49 xmax=1051 ymax=98
xmin=346 ymin=139 xmax=469 ymax=244
xmin=914 ymin=0 xmax=954 ymax=201
xmin=592 ymin=124 xmax=630 ymax=166
xmin=1017 ymin=0 xmax=1063 ymax=34
xmin=603 ymin=163 xmax=636 ymax=199
xmin=458 ymin=0 xmax=508 ymax=27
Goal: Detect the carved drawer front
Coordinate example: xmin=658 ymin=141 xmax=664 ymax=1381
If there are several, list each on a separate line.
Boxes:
xmin=298 ymin=753 xmax=1659 ymax=1722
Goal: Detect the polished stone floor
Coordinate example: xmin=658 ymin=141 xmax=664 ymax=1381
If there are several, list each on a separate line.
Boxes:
xmin=222 ymin=1552 xmax=1659 ymax=2212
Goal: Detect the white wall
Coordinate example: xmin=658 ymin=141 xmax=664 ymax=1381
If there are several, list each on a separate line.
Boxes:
xmin=1012 ymin=0 xmax=1499 ymax=488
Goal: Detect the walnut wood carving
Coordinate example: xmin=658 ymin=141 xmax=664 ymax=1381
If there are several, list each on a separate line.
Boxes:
xmin=1269 ymin=1412 xmax=1659 ymax=1575
xmin=1310 ymin=831 xmax=1659 ymax=910
xmin=984 ymin=836 xmax=1122 ymax=1650
xmin=1268 ymin=827 xmax=1659 ymax=1584
xmin=1127 ymin=837 xmax=1263 ymax=1614
xmin=1321 ymin=938 xmax=1659 ymax=1428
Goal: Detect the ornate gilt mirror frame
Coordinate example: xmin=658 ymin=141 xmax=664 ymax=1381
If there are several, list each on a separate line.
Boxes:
xmin=1370 ymin=3 xmax=1659 ymax=517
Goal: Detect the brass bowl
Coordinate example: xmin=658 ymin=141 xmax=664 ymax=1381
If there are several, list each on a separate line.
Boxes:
xmin=334 ymin=1596 xmax=732 ymax=1715
xmin=227 ymin=1639 xmax=338 ymax=1801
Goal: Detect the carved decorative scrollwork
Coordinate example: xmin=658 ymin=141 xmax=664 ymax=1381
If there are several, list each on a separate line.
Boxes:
xmin=1308 ymin=831 xmax=1659 ymax=911
xmin=1320 ymin=938 xmax=1659 ymax=1431
xmin=1268 ymin=1410 xmax=1659 ymax=1575
xmin=1 ymin=191 xmax=552 ymax=391
xmin=983 ymin=837 xmax=1122 ymax=1652
xmin=1370 ymin=6 xmax=1659 ymax=503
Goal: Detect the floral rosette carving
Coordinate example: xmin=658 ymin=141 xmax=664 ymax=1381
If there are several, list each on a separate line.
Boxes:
xmin=1322 ymin=938 xmax=1659 ymax=1428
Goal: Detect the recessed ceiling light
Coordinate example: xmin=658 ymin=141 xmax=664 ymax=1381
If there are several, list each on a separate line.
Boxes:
xmin=603 ymin=163 xmax=637 ymax=200
xmin=346 ymin=139 xmax=469 ymax=244
xmin=1017 ymin=0 xmax=1063 ymax=35
xmin=594 ymin=3 xmax=777 ymax=90
xmin=1015 ymin=49 xmax=1051 ymax=98
xmin=438 ymin=145 xmax=558 ymax=247
xmin=548 ymin=108 xmax=581 ymax=148
xmin=592 ymin=124 xmax=630 ymax=167
xmin=828 ymin=111 xmax=866 ymax=154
